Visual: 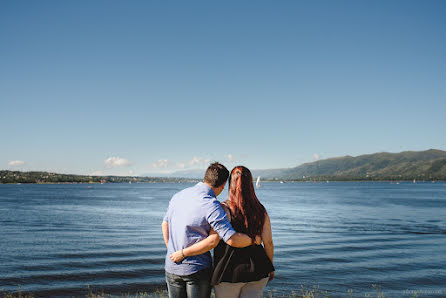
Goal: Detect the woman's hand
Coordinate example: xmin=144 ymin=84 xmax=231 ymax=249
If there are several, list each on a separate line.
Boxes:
xmin=268 ymin=271 xmax=275 ymax=282
xmin=169 ymin=250 xmax=185 ymax=263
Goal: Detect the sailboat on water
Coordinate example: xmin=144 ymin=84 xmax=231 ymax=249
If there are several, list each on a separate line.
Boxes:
xmin=256 ymin=176 xmax=261 ymax=188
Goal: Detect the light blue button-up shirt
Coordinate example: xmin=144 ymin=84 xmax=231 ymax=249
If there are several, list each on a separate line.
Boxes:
xmin=163 ymin=182 xmax=236 ymax=275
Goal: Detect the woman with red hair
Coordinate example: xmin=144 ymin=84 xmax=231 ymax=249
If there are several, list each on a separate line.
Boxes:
xmin=170 ymin=166 xmax=275 ymax=297
xmin=210 ymin=166 xmax=274 ymax=297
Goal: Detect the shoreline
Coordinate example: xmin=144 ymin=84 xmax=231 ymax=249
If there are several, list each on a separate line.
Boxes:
xmin=1 ymin=179 xmax=445 ymax=185
xmin=1 ymin=285 xmax=434 ymax=298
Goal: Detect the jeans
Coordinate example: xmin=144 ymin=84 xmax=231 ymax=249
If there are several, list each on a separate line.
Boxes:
xmin=165 ymin=268 xmax=212 ymax=298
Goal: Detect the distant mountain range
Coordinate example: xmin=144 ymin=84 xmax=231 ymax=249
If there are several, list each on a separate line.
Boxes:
xmin=153 ymin=149 xmax=446 ymax=181
xmin=3 ymin=149 xmax=445 ymax=184
xmin=265 ymin=149 xmax=446 ymax=180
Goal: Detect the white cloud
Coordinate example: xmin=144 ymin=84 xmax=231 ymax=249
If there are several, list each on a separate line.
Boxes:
xmin=152 ymin=159 xmax=175 ymax=169
xmin=188 ymin=156 xmax=210 ymax=167
xmin=147 ymin=156 xmax=215 ymax=173
xmin=104 ymin=157 xmax=131 ymax=168
xmin=90 ymin=170 xmax=104 ymax=176
xmin=8 ymin=160 xmax=25 ymax=167
xmin=226 ymin=154 xmax=235 ymax=162
xmin=313 ymin=153 xmax=320 ymax=161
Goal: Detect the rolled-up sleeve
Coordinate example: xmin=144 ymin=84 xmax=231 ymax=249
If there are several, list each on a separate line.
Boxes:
xmin=207 ymin=203 xmax=236 ymax=242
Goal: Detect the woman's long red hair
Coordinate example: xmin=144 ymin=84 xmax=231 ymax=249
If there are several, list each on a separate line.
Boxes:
xmin=227 ymin=166 xmax=266 ymax=239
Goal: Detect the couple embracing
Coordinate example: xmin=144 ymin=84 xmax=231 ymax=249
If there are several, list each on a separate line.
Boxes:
xmin=162 ymin=162 xmax=275 ymax=298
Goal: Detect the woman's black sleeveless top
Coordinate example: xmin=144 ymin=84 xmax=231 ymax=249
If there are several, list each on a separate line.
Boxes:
xmin=211 ymin=205 xmax=274 ymax=285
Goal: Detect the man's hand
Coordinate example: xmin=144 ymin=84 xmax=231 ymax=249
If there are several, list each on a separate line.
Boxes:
xmin=255 ymin=235 xmax=262 ymax=245
xmin=170 ymin=250 xmax=185 ymax=263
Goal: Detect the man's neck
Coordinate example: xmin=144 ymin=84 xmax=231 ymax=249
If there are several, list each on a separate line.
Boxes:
xmin=204 ymin=182 xmax=219 ymax=196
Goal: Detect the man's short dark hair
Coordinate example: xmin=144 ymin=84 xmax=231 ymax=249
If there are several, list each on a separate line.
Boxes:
xmin=204 ymin=162 xmax=229 ymax=188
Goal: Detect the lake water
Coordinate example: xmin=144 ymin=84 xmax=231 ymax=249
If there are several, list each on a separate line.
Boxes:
xmin=0 ymin=182 xmax=445 ymax=297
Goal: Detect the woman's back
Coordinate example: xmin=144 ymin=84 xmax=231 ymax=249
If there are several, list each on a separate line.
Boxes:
xmin=211 ymin=202 xmax=274 ymax=285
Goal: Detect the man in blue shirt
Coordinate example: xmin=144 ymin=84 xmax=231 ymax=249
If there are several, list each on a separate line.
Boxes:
xmin=162 ymin=162 xmax=256 ymax=298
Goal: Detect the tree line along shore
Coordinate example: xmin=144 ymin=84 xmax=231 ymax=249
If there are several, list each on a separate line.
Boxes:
xmin=0 ymin=170 xmax=198 ymax=184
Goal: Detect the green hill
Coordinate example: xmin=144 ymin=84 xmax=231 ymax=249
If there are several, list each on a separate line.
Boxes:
xmin=259 ymin=149 xmax=446 ymax=181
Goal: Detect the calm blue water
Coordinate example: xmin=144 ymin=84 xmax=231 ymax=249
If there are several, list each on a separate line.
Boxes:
xmin=0 ymin=182 xmax=445 ymax=297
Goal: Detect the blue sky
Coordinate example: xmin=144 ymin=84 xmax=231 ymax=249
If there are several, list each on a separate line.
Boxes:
xmin=1 ymin=0 xmax=445 ymax=176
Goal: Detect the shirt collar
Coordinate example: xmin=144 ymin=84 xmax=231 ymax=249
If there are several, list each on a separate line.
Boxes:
xmin=197 ymin=182 xmax=216 ymax=197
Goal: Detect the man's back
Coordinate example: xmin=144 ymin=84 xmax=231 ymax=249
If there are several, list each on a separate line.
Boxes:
xmin=163 ymin=182 xmax=235 ymax=275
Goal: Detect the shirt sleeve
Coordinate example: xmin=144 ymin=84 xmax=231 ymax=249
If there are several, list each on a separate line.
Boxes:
xmin=163 ymin=200 xmax=171 ymax=222
xmin=207 ymin=201 xmax=236 ymax=242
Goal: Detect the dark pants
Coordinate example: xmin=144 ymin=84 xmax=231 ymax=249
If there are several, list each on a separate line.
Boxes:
xmin=165 ymin=268 xmax=212 ymax=298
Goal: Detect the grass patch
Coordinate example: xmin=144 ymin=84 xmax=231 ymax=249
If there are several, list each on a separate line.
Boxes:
xmin=86 ymin=288 xmax=167 ymax=298
xmin=1 ymin=285 xmax=422 ymax=298
xmin=1 ymin=286 xmax=34 ymax=298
